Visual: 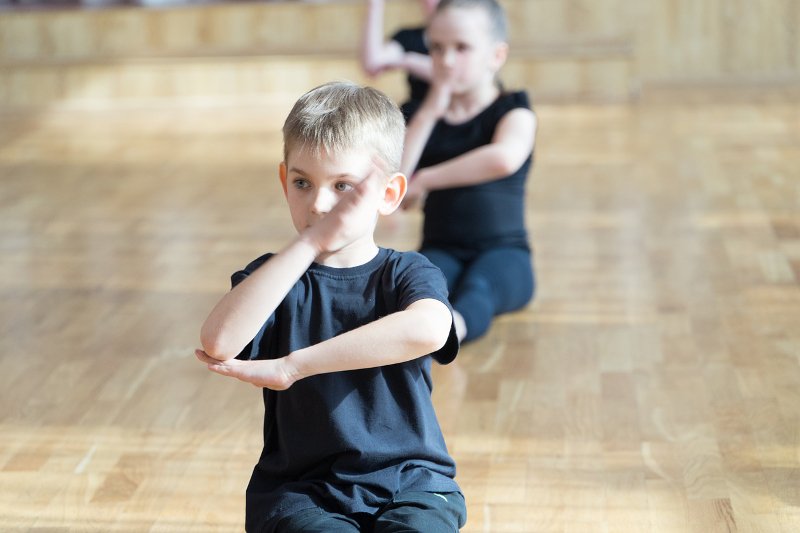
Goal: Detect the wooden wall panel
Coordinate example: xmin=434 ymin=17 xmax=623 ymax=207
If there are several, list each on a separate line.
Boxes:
xmin=637 ymin=0 xmax=724 ymax=80
xmin=505 ymin=0 xmax=631 ymax=46
xmin=719 ymin=0 xmax=795 ymax=74
xmin=0 ymin=0 xmax=798 ymax=109
xmin=637 ymin=0 xmax=799 ymax=83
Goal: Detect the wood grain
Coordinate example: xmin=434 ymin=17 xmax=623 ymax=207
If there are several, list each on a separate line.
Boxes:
xmin=0 ymin=88 xmax=799 ymax=531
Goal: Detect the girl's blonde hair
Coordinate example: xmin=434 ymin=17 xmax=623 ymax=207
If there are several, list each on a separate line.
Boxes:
xmin=283 ymin=82 xmax=405 ymax=174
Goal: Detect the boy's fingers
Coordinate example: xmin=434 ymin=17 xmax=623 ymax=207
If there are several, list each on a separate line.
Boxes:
xmin=334 ymin=167 xmax=380 ymax=212
xmin=195 ymin=349 xmax=214 ymax=363
xmin=196 ymin=348 xmax=241 ymax=368
xmin=369 ymin=155 xmax=391 ymax=178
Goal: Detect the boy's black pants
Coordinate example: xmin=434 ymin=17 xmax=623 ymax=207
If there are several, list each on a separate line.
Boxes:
xmin=267 ymin=491 xmax=466 ymax=533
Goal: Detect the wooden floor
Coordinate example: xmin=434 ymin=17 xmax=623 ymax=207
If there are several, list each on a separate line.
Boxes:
xmin=1 ymin=89 xmax=799 ymax=532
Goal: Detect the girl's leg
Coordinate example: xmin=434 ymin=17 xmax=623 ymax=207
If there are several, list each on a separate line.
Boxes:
xmin=419 ymin=247 xmax=470 ymax=340
xmin=451 ymin=247 xmax=534 ymax=342
xmin=419 ymin=247 xmax=465 ymax=295
xmin=373 ymin=491 xmax=466 ymax=533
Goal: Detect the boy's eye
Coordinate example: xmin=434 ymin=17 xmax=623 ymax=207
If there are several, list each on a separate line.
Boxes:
xmin=456 ymin=43 xmax=470 ymax=52
xmin=292 ymin=178 xmax=310 ymax=190
xmin=335 ymin=182 xmax=354 ymax=193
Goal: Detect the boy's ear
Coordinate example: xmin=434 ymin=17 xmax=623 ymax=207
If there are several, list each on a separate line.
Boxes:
xmin=378 ymin=172 xmax=408 ymax=216
xmin=278 ymin=162 xmax=289 ymax=197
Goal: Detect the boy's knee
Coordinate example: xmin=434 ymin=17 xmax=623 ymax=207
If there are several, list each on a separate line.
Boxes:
xmin=373 ymin=491 xmax=466 ymax=533
xmin=269 ymin=507 xmax=362 ymax=533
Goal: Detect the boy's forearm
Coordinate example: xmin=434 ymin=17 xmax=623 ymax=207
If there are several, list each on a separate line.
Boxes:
xmin=283 ymin=299 xmax=452 ymax=381
xmin=200 ymin=235 xmax=319 ymax=361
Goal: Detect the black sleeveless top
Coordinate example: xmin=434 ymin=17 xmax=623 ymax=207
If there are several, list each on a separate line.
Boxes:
xmin=416 ymin=91 xmax=533 ymax=252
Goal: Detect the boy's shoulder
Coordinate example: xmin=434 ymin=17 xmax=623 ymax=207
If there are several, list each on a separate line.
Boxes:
xmin=231 ymin=252 xmax=274 ymax=288
xmin=379 ymin=248 xmax=442 ymax=274
xmin=381 ymin=247 xmax=430 ymax=263
xmin=366 ymin=248 xmax=442 ymax=286
xmin=230 ymin=249 xmax=439 ymax=289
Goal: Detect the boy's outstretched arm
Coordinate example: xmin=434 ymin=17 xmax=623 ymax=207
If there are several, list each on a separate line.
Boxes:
xmin=196 ymin=298 xmax=453 ymax=390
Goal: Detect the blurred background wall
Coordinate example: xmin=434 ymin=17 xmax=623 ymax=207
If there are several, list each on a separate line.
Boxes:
xmin=0 ymin=0 xmax=798 ymax=110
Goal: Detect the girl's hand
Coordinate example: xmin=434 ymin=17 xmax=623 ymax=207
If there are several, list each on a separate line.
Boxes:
xmin=195 ymin=349 xmax=299 ymax=391
xmin=401 ymin=171 xmax=428 ymax=210
xmin=423 ymin=69 xmax=455 ymax=119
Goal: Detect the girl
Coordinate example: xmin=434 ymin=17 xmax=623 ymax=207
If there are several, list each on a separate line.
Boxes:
xmin=401 ymin=0 xmax=537 ymax=343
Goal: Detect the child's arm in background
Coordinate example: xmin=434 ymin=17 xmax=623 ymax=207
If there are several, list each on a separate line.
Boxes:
xmin=360 ymin=0 xmax=433 ymax=79
xmin=196 ymin=297 xmax=453 ymax=390
xmin=411 ymin=108 xmax=536 ymax=192
xmin=199 ymin=171 xmax=382 ymax=362
xmin=401 ymin=79 xmax=536 ymax=207
xmin=400 ymin=77 xmax=453 ymax=178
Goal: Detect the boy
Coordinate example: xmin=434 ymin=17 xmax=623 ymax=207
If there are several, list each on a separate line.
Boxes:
xmin=196 ymin=82 xmax=466 ymax=532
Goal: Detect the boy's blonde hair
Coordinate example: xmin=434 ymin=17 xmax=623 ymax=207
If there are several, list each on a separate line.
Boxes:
xmin=283 ymin=81 xmax=405 ymax=174
xmin=435 ymin=0 xmax=507 ymax=42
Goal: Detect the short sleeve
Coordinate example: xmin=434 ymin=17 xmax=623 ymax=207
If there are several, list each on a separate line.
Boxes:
xmin=229 ymin=253 xmax=275 ymax=361
xmin=489 ymin=91 xmax=531 ymax=125
xmin=392 ymin=252 xmax=459 ymax=365
xmin=230 ymin=253 xmax=273 ymax=289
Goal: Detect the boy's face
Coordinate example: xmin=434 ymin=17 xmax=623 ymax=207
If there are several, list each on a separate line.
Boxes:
xmin=279 ymin=146 xmax=406 ymax=246
xmin=427 ymin=7 xmax=506 ymax=93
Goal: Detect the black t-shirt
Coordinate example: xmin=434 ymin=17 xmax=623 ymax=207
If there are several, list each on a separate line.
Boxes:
xmin=416 ymin=91 xmax=533 ymax=252
xmin=231 ymin=248 xmax=461 ymax=528
xmin=391 ymin=27 xmax=429 ymax=115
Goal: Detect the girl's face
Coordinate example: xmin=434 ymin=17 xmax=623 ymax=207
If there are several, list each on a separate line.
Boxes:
xmin=426 ymin=6 xmax=506 ymax=94
xmin=419 ymin=0 xmax=440 ymax=17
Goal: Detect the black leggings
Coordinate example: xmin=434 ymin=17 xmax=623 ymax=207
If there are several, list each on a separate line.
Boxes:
xmin=421 ymin=246 xmax=535 ymax=342
xmin=270 ymin=491 xmax=466 ymax=532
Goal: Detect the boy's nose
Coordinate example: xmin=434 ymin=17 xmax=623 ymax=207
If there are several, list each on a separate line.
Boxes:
xmin=311 ymin=188 xmax=337 ymax=215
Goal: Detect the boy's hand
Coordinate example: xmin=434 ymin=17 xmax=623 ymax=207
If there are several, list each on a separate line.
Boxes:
xmin=195 ymin=349 xmax=298 ymax=391
xmin=302 ymin=163 xmax=384 ymax=255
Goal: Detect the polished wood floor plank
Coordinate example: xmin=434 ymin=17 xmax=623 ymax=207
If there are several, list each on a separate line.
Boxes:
xmin=1 ymin=91 xmax=799 ymax=531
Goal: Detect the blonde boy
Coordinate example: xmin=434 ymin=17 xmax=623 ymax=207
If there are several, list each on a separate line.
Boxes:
xmin=196 ymin=82 xmax=466 ymax=532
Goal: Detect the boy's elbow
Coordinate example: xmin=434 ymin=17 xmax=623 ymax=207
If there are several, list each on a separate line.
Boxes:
xmin=200 ymin=328 xmax=239 ymax=361
xmin=427 ymin=322 xmax=452 ymax=353
xmin=410 ymin=301 xmax=453 ymax=353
